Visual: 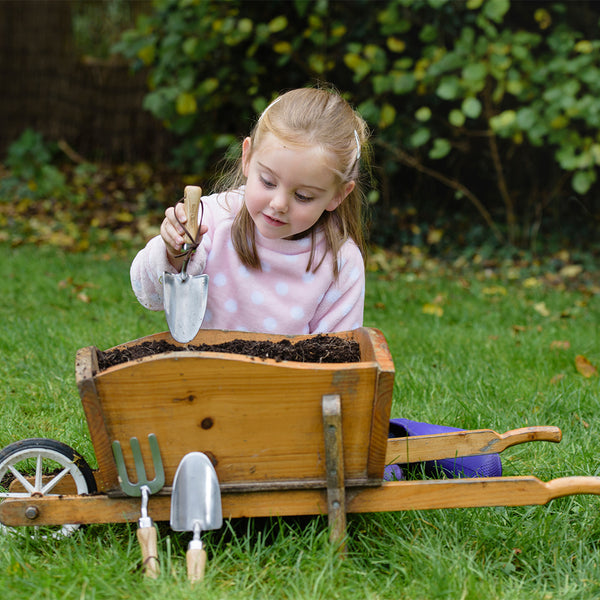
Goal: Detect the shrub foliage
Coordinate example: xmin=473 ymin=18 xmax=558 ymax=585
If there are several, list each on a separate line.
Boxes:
xmin=113 ymin=0 xmax=600 ymax=248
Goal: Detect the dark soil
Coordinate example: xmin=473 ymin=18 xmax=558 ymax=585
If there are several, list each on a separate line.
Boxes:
xmin=97 ymin=335 xmax=361 ymax=371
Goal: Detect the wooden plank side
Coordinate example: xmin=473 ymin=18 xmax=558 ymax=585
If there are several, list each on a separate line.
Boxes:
xmin=360 ymin=328 xmax=395 ymax=479
xmin=93 ymin=356 xmax=377 ymax=487
xmin=75 ymin=346 xmax=119 ymax=491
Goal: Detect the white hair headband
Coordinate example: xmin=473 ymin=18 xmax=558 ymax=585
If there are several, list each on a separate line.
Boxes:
xmin=261 ymin=96 xmax=362 ymax=162
xmin=354 ymin=129 xmax=361 ymax=161
xmin=259 ymin=96 xmax=282 ymax=120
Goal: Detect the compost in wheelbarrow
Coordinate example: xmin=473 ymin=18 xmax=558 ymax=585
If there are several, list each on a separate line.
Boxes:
xmin=96 ymin=334 xmax=362 ymax=370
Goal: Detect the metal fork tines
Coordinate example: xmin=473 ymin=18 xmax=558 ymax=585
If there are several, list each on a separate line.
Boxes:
xmin=111 ymin=434 xmax=165 ymax=497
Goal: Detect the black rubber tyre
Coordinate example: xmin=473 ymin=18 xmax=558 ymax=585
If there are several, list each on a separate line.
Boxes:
xmin=0 ymin=438 xmax=97 ymax=536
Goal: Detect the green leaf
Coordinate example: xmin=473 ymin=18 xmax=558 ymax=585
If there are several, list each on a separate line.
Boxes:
xmin=415 ymin=106 xmax=432 ymax=122
xmin=429 ymin=138 xmax=452 ymax=159
xmin=357 ymin=99 xmax=379 ymax=125
xmin=572 ymin=170 xmax=596 ymax=194
xmin=268 ymin=15 xmax=288 ymax=33
xmin=462 ymin=97 xmax=482 ymax=119
xmin=419 ymin=24 xmax=438 ymax=43
xmin=489 ymin=110 xmax=516 ymax=132
xmin=410 ymin=127 xmax=431 ymax=148
xmin=198 ymin=78 xmax=219 ymax=95
xmin=182 ymin=37 xmax=198 ymax=57
xmin=372 ymin=75 xmax=392 ymax=94
xmin=449 ymin=109 xmax=466 ymax=127
xmin=238 ymin=18 xmax=253 ymax=34
xmin=462 ymin=62 xmax=487 ymax=83
xmin=392 ymin=72 xmax=416 ymax=94
xmin=379 ymin=104 xmax=396 ymax=128
xmin=516 ymin=107 xmax=537 ymax=130
xmin=176 ymin=92 xmax=197 ymax=116
xmin=436 ymin=76 xmax=461 ymax=100
xmin=483 ymin=0 xmax=510 ymax=23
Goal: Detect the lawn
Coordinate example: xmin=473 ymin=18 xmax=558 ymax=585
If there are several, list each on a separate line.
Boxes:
xmin=1 ymin=241 xmax=599 ymax=599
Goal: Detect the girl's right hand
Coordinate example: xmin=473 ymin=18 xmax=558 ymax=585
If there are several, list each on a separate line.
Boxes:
xmin=161 ymin=203 xmax=208 ymax=267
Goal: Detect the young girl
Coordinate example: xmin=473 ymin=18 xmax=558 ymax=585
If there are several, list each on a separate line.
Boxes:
xmin=131 ymin=86 xmax=501 ymax=480
xmin=131 ymin=87 xmax=368 ymax=335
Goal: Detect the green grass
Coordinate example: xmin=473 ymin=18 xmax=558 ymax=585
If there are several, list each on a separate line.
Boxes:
xmin=1 ymin=242 xmax=599 ymax=599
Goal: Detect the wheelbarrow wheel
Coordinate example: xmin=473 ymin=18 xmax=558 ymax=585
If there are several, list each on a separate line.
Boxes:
xmin=0 ymin=438 xmax=97 ymax=538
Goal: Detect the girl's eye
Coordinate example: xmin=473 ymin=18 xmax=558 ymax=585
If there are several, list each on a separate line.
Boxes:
xmin=260 ymin=175 xmax=275 ymax=188
xmin=295 ymin=192 xmax=313 ymax=202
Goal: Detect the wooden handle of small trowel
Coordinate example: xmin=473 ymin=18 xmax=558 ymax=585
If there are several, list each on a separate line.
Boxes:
xmin=137 ymin=526 xmax=160 ymax=579
xmin=187 ymin=547 xmax=207 ymax=584
xmin=184 ymin=185 xmax=202 ymax=242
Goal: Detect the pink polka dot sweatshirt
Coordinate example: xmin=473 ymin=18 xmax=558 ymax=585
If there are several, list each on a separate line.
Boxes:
xmin=130 ymin=189 xmax=365 ymax=334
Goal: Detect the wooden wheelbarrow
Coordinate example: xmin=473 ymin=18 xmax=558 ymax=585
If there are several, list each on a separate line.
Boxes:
xmin=1 ymin=328 xmax=599 ymax=552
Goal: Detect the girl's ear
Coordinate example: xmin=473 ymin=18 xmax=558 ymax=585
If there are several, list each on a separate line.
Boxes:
xmin=242 ymin=137 xmax=252 ymax=177
xmin=326 ymin=180 xmax=355 ymax=212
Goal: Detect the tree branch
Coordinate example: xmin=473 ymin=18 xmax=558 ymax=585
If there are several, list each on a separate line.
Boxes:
xmin=374 ymin=139 xmax=504 ymax=243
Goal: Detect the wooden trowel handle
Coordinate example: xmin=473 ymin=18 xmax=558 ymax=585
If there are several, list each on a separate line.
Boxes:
xmin=137 ymin=525 xmax=160 ymax=579
xmin=184 ymin=186 xmax=203 ymax=242
xmin=187 ymin=547 xmax=207 ymax=583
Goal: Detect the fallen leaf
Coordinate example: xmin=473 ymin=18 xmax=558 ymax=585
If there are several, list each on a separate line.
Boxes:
xmin=523 ymin=277 xmax=541 ymax=288
xmin=512 ymin=325 xmax=526 ymax=334
xmin=427 ymin=228 xmax=443 ymax=244
xmin=550 ymin=373 xmax=566 ymax=385
xmin=533 ymin=302 xmax=550 ymax=317
xmin=422 ymin=303 xmax=443 ymax=317
xmin=482 ymin=286 xmax=507 ymax=296
xmin=575 ymin=355 xmax=598 ymax=378
xmin=550 ymin=340 xmax=571 ymax=350
xmin=559 ymin=264 xmax=583 ymax=278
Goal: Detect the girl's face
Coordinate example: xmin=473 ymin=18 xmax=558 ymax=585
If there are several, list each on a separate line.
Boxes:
xmin=242 ymin=133 xmax=354 ymax=240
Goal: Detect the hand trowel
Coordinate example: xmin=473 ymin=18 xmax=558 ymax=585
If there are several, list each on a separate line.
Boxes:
xmin=163 ymin=186 xmax=209 ymax=343
xmin=170 ymin=452 xmax=223 ymax=583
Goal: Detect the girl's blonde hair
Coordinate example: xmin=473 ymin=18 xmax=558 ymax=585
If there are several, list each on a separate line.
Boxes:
xmin=218 ymin=86 xmax=370 ymax=279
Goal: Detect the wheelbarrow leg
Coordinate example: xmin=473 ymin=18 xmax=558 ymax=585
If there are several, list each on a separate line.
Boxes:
xmin=322 ymin=394 xmax=346 ymax=553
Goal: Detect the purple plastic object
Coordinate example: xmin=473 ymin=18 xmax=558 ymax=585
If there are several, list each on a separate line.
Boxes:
xmin=384 ymin=418 xmax=502 ymax=481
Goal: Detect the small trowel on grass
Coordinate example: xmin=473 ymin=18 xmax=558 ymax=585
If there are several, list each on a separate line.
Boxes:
xmin=163 ymin=185 xmax=209 ymax=343
xmin=170 ymin=452 xmax=223 ymax=583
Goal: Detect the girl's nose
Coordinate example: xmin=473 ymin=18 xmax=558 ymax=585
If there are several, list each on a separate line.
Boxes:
xmin=269 ymin=192 xmax=288 ymax=213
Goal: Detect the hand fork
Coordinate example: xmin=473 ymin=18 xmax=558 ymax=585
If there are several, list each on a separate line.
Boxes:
xmin=112 ymin=434 xmax=165 ymax=578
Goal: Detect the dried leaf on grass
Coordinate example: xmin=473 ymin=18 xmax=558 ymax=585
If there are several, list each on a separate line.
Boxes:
xmin=422 ymin=303 xmax=443 ymax=317
xmin=482 ymin=286 xmax=507 ymax=296
xmin=575 ymin=355 xmax=598 ymax=378
xmin=559 ymin=264 xmax=583 ymax=278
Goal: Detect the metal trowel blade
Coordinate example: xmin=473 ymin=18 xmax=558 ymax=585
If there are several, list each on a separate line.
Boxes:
xmin=170 ymin=452 xmax=223 ymax=533
xmin=163 ymin=273 xmax=209 ymax=343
